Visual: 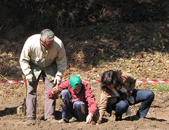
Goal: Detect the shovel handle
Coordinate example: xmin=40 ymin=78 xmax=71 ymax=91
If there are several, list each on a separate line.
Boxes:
xmin=22 ymin=75 xmax=27 ymax=116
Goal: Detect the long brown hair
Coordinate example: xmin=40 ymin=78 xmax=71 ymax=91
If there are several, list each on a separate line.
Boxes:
xmin=101 ymin=70 xmax=122 ymax=92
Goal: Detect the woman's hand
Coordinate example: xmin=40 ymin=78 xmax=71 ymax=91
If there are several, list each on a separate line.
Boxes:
xmin=96 ymin=123 xmax=100 ymax=125
xmin=96 ymin=119 xmax=101 ymax=125
xmin=120 ymin=92 xmax=127 ymax=99
xmin=127 ymin=91 xmax=132 ymax=97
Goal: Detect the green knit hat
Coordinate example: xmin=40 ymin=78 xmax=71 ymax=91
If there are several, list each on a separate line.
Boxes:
xmin=70 ymin=75 xmax=81 ymax=88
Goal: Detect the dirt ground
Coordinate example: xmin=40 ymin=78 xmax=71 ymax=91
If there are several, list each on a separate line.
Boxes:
xmin=1 ymin=22 xmax=169 ymax=129
xmin=0 ymin=81 xmax=169 ymax=130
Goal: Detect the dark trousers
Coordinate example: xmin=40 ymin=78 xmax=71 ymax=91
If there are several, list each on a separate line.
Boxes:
xmin=112 ymin=89 xmax=155 ymax=120
xmin=61 ymin=89 xmax=88 ymax=121
xmin=26 ymin=71 xmax=56 ymax=120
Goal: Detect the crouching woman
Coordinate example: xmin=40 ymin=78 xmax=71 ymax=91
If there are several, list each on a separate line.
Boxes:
xmin=97 ymin=70 xmax=154 ymax=124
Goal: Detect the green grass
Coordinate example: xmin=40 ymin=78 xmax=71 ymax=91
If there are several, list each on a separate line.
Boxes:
xmin=151 ymin=84 xmax=169 ymax=92
xmin=123 ymin=60 xmax=131 ymax=64
xmin=98 ymin=59 xmax=103 ymax=65
xmin=163 ymin=54 xmax=169 ymax=62
xmin=153 ymin=75 xmax=159 ymax=79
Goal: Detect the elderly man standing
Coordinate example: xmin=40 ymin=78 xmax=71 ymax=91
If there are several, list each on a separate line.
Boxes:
xmin=19 ymin=29 xmax=67 ymax=122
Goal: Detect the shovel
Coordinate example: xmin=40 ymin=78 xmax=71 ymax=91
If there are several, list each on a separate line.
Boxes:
xmin=17 ymin=75 xmax=27 ymax=116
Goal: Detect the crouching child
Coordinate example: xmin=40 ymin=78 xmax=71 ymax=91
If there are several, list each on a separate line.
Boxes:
xmin=47 ymin=75 xmax=98 ymax=124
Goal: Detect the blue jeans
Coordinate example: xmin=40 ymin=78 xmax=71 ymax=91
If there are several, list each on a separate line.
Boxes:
xmin=112 ymin=89 xmax=155 ymax=120
xmin=61 ymin=89 xmax=87 ymax=121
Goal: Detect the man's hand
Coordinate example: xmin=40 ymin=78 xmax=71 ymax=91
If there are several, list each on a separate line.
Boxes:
xmin=86 ymin=113 xmax=93 ymax=124
xmin=54 ymin=76 xmax=62 ymax=85
xmin=26 ymin=74 xmax=34 ymax=83
xmin=52 ymin=86 xmax=60 ymax=95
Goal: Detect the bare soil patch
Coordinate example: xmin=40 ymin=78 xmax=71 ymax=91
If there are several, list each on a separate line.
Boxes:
xmin=1 ymin=22 xmax=169 ymax=129
xmin=0 ymin=82 xmax=169 ymax=130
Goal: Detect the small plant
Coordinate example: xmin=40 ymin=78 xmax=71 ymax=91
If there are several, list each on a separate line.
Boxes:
xmin=123 ymin=60 xmax=131 ymax=64
xmin=157 ymin=65 xmax=162 ymax=70
xmin=98 ymin=59 xmax=103 ymax=65
xmin=153 ymin=75 xmax=159 ymax=79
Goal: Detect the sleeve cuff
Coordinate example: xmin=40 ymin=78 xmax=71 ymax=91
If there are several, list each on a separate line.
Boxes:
xmin=56 ymin=71 xmax=63 ymax=77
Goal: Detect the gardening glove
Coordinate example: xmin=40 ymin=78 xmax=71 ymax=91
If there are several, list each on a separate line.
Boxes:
xmin=26 ymin=73 xmax=34 ymax=83
xmin=54 ymin=75 xmax=62 ymax=85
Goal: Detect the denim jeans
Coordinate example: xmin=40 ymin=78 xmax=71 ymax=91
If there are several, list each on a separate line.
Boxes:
xmin=61 ymin=89 xmax=87 ymax=121
xmin=112 ymin=89 xmax=155 ymax=120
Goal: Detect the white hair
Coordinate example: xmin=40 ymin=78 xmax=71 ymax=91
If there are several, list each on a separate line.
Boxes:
xmin=40 ymin=29 xmax=54 ymax=42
